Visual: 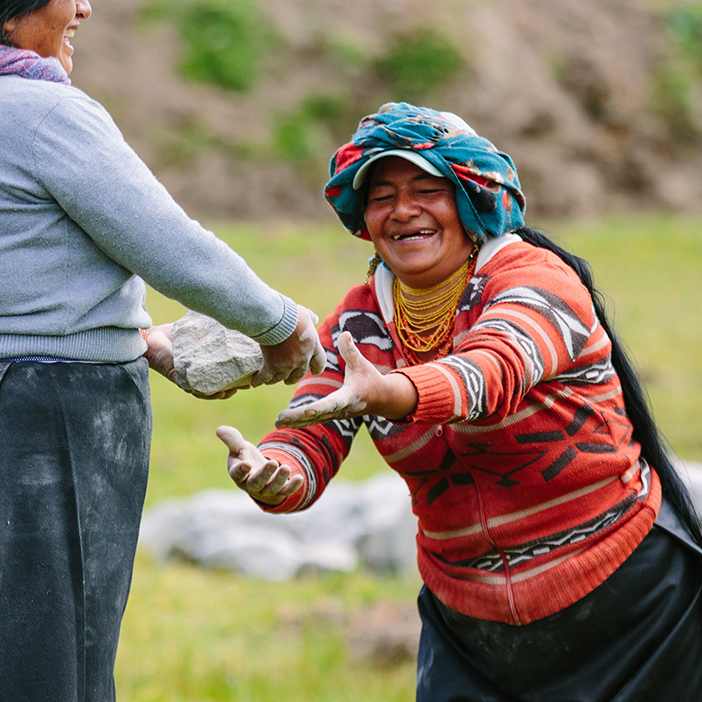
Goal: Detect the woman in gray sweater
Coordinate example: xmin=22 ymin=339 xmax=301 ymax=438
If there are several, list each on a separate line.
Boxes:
xmin=0 ymin=1 xmax=325 ymax=699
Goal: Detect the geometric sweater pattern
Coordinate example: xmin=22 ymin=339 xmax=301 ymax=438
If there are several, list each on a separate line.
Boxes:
xmin=259 ymin=240 xmax=661 ymax=625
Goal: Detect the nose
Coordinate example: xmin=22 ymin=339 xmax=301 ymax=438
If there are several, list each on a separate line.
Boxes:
xmin=391 ymin=189 xmax=422 ymax=222
xmin=76 ymin=0 xmax=92 ymax=20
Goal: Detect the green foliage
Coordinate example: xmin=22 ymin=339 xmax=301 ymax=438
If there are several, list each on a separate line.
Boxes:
xmin=273 ymin=111 xmax=321 ymax=162
xmin=301 ymin=94 xmax=349 ymax=125
xmin=143 ymin=0 xmax=276 ymax=92
xmin=273 ymin=94 xmax=353 ymax=164
xmin=651 ymin=4 xmax=702 ymax=141
xmin=651 ymin=61 xmax=699 ymax=141
xmin=666 ymin=4 xmax=702 ymax=72
xmin=374 ymin=30 xmax=465 ymax=100
xmin=323 ymin=35 xmax=371 ymax=71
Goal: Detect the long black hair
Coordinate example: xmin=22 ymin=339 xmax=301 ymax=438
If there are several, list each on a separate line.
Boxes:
xmin=514 ymin=226 xmax=702 ymax=545
xmin=0 ymin=0 xmax=50 ymax=45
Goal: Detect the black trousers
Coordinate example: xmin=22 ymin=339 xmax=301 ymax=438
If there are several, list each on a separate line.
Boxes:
xmin=417 ymin=510 xmax=702 ymax=702
xmin=0 ymin=359 xmax=151 ymax=702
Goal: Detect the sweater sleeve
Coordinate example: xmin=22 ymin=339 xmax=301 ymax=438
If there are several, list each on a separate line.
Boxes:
xmin=256 ymin=301 xmax=363 ymax=513
xmin=29 ymin=94 xmax=296 ymax=345
xmin=393 ymin=250 xmax=599 ymax=425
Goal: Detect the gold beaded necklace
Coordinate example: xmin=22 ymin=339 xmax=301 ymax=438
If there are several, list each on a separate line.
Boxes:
xmin=393 ymin=244 xmax=479 ymax=363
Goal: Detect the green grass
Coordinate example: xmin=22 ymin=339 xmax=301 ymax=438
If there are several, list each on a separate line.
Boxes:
xmin=117 ymin=555 xmax=419 ymax=702
xmin=116 ymin=213 xmax=702 ymax=700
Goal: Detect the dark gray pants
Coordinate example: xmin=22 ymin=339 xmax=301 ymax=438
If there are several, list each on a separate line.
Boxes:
xmin=0 ymin=359 xmax=151 ymax=702
xmin=416 ymin=513 xmax=702 ymax=702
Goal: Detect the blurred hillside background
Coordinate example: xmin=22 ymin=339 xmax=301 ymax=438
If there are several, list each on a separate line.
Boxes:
xmin=65 ymin=1 xmax=702 ymax=700
xmin=73 ymin=0 xmax=702 ymax=220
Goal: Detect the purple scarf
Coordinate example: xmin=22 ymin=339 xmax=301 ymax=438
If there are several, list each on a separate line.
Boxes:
xmin=0 ymin=44 xmax=70 ymax=84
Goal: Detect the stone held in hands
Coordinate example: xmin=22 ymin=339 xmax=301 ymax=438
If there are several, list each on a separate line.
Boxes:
xmin=172 ymin=311 xmax=263 ymax=394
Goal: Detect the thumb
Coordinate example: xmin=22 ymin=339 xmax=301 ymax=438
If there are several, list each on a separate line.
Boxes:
xmin=216 ymin=425 xmax=247 ymax=455
xmin=337 ymin=331 xmax=366 ymax=371
xmin=309 ymin=338 xmax=327 ymax=375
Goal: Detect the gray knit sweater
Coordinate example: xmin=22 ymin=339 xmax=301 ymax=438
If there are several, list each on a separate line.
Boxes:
xmin=0 ymin=75 xmax=297 ymax=362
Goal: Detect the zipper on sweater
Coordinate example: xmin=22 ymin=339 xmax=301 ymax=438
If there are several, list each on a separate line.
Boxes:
xmin=442 ymin=428 xmax=522 ymax=625
xmin=473 ymin=478 xmax=522 ymax=626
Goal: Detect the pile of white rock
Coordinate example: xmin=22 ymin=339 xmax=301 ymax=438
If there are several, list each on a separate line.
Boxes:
xmin=139 ymin=457 xmax=702 ymax=581
xmin=139 ymin=472 xmax=419 ymax=581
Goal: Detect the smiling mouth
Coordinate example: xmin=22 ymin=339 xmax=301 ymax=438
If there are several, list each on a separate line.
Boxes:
xmin=391 ymin=229 xmax=437 ymax=241
xmin=64 ymin=28 xmax=75 ymax=49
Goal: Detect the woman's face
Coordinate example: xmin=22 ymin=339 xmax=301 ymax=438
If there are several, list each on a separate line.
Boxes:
xmin=3 ymin=0 xmax=92 ymax=74
xmin=364 ymin=157 xmax=475 ymax=289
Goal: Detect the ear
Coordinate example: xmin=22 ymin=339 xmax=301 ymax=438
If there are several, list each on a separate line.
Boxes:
xmin=2 ymin=18 xmax=18 ymax=35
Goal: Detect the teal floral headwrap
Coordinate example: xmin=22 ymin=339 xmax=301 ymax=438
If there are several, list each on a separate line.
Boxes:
xmin=324 ymin=102 xmax=526 ymax=243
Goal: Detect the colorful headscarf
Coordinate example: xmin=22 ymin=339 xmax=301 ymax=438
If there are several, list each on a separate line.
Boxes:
xmin=324 ymin=102 xmax=525 ymax=243
xmin=0 ymin=44 xmax=70 ymax=84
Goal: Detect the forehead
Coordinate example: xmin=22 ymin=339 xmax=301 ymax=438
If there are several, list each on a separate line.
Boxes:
xmin=367 ymin=156 xmax=446 ymax=186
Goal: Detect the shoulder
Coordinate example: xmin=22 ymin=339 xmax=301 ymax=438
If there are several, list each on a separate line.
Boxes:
xmin=0 ymin=79 xmax=118 ymax=144
xmin=480 ymin=239 xmax=585 ymax=292
xmin=1 ymin=76 xmax=101 ymax=118
xmin=476 ymin=239 xmax=595 ymax=322
xmin=1 ymin=78 xmax=120 ymax=156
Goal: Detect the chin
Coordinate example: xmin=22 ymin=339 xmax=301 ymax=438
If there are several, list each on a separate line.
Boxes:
xmin=59 ymin=50 xmax=74 ymax=75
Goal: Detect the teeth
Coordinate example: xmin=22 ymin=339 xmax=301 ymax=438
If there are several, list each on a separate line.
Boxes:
xmin=392 ymin=229 xmax=436 ymax=240
xmin=65 ymin=29 xmax=75 ymax=37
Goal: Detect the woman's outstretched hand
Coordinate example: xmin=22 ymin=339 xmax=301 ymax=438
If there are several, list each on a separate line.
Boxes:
xmin=216 ymin=425 xmax=304 ymax=506
xmin=274 ymin=331 xmax=418 ymax=429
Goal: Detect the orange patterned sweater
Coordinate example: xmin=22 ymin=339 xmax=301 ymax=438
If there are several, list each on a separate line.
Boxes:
xmin=259 ymin=236 xmax=660 ymax=625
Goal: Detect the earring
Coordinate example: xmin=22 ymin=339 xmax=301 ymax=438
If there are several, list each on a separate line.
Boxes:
xmin=366 ymin=252 xmax=382 ymax=284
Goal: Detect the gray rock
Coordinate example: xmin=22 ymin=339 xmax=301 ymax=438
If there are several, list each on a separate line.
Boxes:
xmin=138 ymin=474 xmax=419 ymax=580
xmin=172 ymin=311 xmax=263 ymax=393
xmin=358 ymin=474 xmax=417 ymax=577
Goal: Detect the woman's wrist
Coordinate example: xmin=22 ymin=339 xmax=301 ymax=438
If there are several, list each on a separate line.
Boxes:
xmin=373 ymin=372 xmax=419 ymax=420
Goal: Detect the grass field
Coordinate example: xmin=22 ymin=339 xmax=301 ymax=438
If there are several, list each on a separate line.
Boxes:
xmin=114 ymin=214 xmax=702 ymax=701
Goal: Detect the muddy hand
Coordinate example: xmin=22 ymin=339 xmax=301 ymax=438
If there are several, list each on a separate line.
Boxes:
xmin=251 ymin=306 xmax=326 ymax=387
xmin=216 ymin=425 xmax=303 ymax=506
xmin=274 ymin=332 xmax=375 ymax=428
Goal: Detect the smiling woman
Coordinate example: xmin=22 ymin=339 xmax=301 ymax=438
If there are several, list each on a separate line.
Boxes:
xmin=218 ymin=102 xmax=702 ymax=701
xmin=1 ymin=0 xmax=90 ymax=73
xmin=0 ymin=1 xmax=325 ymax=700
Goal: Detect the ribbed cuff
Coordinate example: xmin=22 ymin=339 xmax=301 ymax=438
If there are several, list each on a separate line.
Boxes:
xmin=391 ymin=363 xmax=459 ymax=423
xmin=251 ymin=294 xmax=298 ymax=346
